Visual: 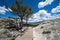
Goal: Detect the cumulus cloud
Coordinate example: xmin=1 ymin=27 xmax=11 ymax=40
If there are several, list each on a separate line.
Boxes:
xmin=51 ymin=4 xmax=60 ymax=13
xmin=28 ymin=10 xmax=51 ymax=23
xmin=0 ymin=6 xmax=8 ymax=14
xmin=38 ymin=0 xmax=54 ymax=8
xmin=27 ymin=0 xmax=60 ymax=23
xmin=33 ymin=10 xmax=51 ymax=18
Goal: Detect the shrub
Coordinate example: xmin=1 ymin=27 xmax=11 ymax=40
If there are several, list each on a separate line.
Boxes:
xmin=42 ymin=31 xmax=51 ymax=34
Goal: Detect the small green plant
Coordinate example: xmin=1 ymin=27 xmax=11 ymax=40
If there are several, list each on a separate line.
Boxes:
xmin=41 ymin=26 xmax=44 ymax=29
xmin=42 ymin=31 xmax=51 ymax=34
xmin=11 ymin=37 xmax=15 ymax=40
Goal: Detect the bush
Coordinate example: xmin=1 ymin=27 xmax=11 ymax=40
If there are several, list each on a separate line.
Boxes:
xmin=11 ymin=37 xmax=15 ymax=40
xmin=42 ymin=31 xmax=51 ymax=34
xmin=41 ymin=26 xmax=44 ymax=29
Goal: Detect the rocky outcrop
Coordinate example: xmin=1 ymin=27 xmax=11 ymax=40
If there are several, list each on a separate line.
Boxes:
xmin=33 ymin=18 xmax=60 ymax=40
xmin=0 ymin=28 xmax=21 ymax=40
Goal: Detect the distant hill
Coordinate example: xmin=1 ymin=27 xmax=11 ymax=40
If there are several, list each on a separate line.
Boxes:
xmin=28 ymin=18 xmax=60 ymax=26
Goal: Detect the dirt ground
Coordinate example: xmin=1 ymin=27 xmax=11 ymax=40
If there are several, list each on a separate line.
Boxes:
xmin=15 ymin=27 xmax=33 ymax=40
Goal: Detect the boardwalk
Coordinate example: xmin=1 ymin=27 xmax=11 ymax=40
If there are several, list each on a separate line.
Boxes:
xmin=15 ymin=27 xmax=33 ymax=40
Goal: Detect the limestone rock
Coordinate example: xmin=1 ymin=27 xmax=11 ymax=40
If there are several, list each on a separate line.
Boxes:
xmin=33 ymin=18 xmax=60 ymax=40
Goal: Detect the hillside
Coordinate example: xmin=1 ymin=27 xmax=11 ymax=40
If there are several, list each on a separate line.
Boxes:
xmin=33 ymin=18 xmax=60 ymax=40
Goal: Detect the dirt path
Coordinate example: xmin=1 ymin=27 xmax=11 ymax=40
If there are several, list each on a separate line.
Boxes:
xmin=15 ymin=27 xmax=33 ymax=40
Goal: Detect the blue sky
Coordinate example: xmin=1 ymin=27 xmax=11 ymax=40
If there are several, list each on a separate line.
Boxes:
xmin=0 ymin=0 xmax=60 ymax=23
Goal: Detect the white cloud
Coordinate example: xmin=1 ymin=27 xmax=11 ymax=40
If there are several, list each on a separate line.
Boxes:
xmin=38 ymin=0 xmax=54 ymax=8
xmin=0 ymin=6 xmax=8 ymax=14
xmin=8 ymin=8 xmax=12 ymax=12
xmin=27 ymin=1 xmax=60 ymax=23
xmin=51 ymin=4 xmax=60 ymax=13
xmin=52 ymin=14 xmax=60 ymax=18
xmin=27 ymin=10 xmax=51 ymax=23
xmin=33 ymin=10 xmax=51 ymax=18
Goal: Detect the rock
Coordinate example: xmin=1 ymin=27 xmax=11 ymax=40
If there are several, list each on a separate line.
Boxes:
xmin=33 ymin=18 xmax=60 ymax=40
xmin=10 ymin=31 xmax=20 ymax=37
xmin=0 ymin=29 xmax=12 ymax=40
xmin=0 ymin=28 xmax=20 ymax=40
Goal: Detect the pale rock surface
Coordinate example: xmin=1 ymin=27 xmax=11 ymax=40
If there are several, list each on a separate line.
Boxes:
xmin=33 ymin=18 xmax=60 ymax=40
